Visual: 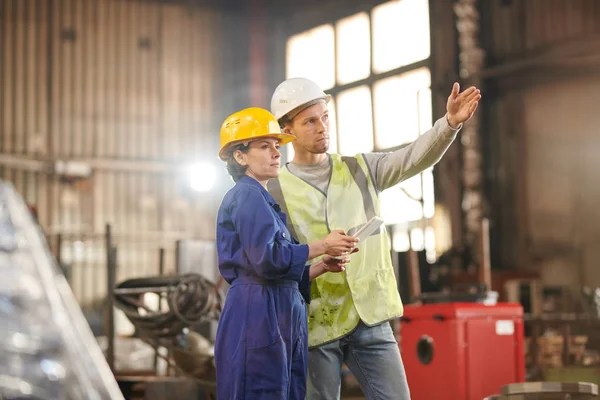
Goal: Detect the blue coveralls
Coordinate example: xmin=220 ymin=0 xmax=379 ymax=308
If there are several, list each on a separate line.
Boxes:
xmin=215 ymin=176 xmax=311 ymax=400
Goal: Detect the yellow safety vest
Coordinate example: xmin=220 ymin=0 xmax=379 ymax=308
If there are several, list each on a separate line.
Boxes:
xmin=268 ymin=154 xmax=404 ymax=348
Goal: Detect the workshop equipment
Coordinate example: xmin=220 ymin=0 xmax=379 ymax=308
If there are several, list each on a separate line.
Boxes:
xmin=484 ymin=381 xmax=599 ymax=399
xmin=113 ymin=274 xmax=224 ymax=382
xmin=400 ymin=302 xmax=525 ymax=400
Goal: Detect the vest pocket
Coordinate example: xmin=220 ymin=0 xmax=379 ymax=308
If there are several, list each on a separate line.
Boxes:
xmin=350 ymin=268 xmax=403 ymax=324
xmin=244 ymin=337 xmax=288 ymax=397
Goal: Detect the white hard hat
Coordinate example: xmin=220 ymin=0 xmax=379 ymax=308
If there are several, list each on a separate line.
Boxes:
xmin=270 ymin=77 xmax=331 ymax=121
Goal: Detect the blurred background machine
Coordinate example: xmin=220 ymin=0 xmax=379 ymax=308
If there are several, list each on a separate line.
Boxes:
xmin=0 ymin=181 xmax=124 ymax=399
xmin=396 ymin=219 xmax=598 ymax=400
xmin=401 ymin=302 xmax=524 ymax=400
xmin=112 ymin=273 xmax=224 ymax=397
xmin=100 ymin=231 xmax=225 ymax=399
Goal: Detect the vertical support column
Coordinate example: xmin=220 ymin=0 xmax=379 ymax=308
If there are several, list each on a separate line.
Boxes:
xmin=478 ymin=218 xmax=492 ymax=290
xmin=407 ymin=249 xmax=421 ymax=303
xmin=454 ymin=0 xmax=486 ymax=262
xmin=248 ymin=0 xmax=267 ymax=107
xmin=104 ymin=223 xmax=116 ymax=372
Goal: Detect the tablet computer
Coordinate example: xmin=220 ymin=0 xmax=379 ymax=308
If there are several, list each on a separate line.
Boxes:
xmin=352 ymin=216 xmax=384 ymax=243
xmin=333 ymin=216 xmax=384 ymax=259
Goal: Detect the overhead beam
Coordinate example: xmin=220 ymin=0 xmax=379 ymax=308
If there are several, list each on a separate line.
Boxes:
xmin=0 ymin=154 xmax=49 ymax=172
xmin=482 ymin=34 xmax=600 ymax=80
xmin=0 ymin=153 xmax=184 ymax=174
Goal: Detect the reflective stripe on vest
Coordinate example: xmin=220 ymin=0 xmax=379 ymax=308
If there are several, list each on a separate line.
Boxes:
xmin=269 ymin=154 xmax=404 ymax=348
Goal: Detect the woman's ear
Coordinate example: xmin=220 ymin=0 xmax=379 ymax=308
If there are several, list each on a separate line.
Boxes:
xmin=233 ymin=149 xmax=247 ymax=166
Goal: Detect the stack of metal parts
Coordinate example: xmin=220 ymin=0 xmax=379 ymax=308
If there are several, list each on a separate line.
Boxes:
xmin=484 ymin=381 xmax=598 ymax=400
xmin=113 ymin=274 xmax=224 ymax=380
xmin=0 ymin=181 xmax=124 ymax=400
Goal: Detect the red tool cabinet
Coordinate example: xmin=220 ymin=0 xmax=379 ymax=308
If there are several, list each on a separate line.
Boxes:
xmin=400 ymin=302 xmax=525 ymax=400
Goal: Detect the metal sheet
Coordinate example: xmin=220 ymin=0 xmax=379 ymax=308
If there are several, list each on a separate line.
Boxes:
xmin=0 ymin=0 xmax=224 ymax=307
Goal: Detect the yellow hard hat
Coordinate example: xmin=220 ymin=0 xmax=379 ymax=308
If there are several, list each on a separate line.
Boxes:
xmin=219 ymin=107 xmax=295 ymax=160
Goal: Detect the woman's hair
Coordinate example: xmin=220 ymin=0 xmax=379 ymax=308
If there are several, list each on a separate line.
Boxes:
xmin=225 ymin=143 xmax=250 ymax=182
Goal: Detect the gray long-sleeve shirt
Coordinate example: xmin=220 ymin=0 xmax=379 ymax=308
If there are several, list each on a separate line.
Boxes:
xmin=285 ymin=115 xmax=460 ymax=194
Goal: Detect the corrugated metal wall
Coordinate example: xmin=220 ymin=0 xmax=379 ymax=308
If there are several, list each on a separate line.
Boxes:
xmin=0 ymin=0 xmax=223 ymax=306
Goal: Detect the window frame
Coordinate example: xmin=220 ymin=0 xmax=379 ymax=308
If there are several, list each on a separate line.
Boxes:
xmin=284 ymin=0 xmax=438 ymax=257
xmin=285 ymin=1 xmax=433 ymax=153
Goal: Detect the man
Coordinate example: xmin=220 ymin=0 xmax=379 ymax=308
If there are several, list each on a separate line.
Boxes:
xmin=267 ymin=77 xmax=480 ymax=400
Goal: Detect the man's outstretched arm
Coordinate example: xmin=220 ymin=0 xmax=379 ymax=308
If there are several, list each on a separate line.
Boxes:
xmin=363 ymin=83 xmax=481 ymax=191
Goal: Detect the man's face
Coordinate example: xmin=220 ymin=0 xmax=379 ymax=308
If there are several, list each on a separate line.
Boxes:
xmin=284 ymin=102 xmax=330 ymax=155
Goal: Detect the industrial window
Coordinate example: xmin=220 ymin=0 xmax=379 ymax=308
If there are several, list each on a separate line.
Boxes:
xmin=336 ymin=13 xmax=371 ymax=85
xmin=286 ymin=24 xmax=335 ymax=91
xmin=286 ymin=0 xmax=436 ymax=260
xmin=337 ymin=86 xmax=374 ymax=155
xmin=372 ymin=0 xmax=431 ymax=73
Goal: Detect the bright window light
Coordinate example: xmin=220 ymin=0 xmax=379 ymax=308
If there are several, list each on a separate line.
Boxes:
xmin=392 ymin=229 xmax=410 ymax=252
xmin=286 ymin=25 xmax=335 ymax=90
xmin=336 ymin=12 xmax=371 ymax=85
xmin=380 ymin=185 xmax=423 ymax=225
xmin=372 ymin=0 xmax=430 ymax=74
xmin=422 ymin=168 xmax=435 ymax=218
xmin=328 ymin=97 xmax=339 ymax=155
xmin=373 ymin=67 xmax=432 ymax=149
xmin=284 ymin=144 xmax=295 ymax=164
xmin=410 ymin=227 xmax=425 ymax=251
xmin=188 ymin=162 xmax=216 ymax=192
xmin=337 ymin=86 xmax=374 ymax=155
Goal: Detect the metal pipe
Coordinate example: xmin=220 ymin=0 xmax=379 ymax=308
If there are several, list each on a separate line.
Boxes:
xmin=154 ymin=247 xmax=166 ymax=372
xmin=106 ymin=245 xmax=117 ymax=372
xmin=104 ymin=224 xmax=116 ymax=372
xmin=113 ymin=285 xmax=175 ymax=295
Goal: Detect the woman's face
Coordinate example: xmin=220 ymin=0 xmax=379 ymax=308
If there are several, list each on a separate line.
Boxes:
xmin=234 ymin=137 xmax=282 ymax=183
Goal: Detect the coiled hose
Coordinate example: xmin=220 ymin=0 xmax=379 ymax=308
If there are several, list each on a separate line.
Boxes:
xmin=113 ymin=273 xmax=224 ymax=345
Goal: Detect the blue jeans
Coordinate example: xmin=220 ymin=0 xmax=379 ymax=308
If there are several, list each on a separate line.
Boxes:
xmin=306 ymin=321 xmax=410 ymax=400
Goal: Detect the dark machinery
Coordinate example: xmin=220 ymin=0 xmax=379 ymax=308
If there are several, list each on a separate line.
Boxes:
xmin=113 ymin=273 xmax=225 ymax=394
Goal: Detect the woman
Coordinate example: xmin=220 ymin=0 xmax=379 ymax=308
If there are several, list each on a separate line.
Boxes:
xmin=215 ymin=107 xmax=358 ymax=400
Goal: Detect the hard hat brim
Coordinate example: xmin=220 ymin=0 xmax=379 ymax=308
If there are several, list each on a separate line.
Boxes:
xmin=219 ymin=133 xmax=295 ymax=160
xmin=284 ymin=95 xmax=331 ymax=122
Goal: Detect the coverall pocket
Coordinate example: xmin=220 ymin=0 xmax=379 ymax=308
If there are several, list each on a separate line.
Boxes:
xmin=245 ymin=337 xmax=288 ymax=397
